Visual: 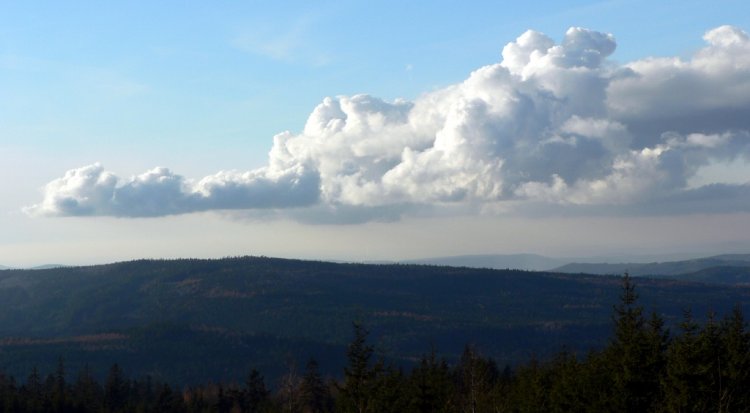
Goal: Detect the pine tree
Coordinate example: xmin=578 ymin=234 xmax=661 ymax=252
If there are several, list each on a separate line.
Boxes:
xmin=546 ymin=351 xmax=586 ymax=413
xmin=300 ymin=358 xmax=332 ymax=413
xmin=454 ymin=345 xmax=497 ymax=413
xmin=184 ymin=385 xmax=208 ymax=412
xmin=215 ymin=384 xmax=232 ymax=413
xmin=718 ymin=305 xmax=750 ymax=412
xmin=509 ymin=357 xmax=549 ymax=413
xmin=279 ymin=360 xmax=302 ymax=413
xmin=642 ymin=311 xmax=669 ymax=408
xmin=0 ymin=373 xmax=19 ymax=413
xmin=104 ymin=363 xmax=128 ymax=412
xmin=338 ymin=322 xmax=375 ymax=413
xmin=607 ymin=273 xmax=665 ymax=413
xmin=72 ymin=364 xmax=101 ymax=412
xmin=696 ymin=312 xmax=723 ymax=411
xmin=244 ymin=368 xmax=269 ymax=413
xmin=51 ymin=356 xmax=67 ymax=413
xmin=409 ymin=350 xmax=452 ymax=413
xmin=22 ymin=366 xmax=44 ymax=413
xmin=368 ymin=362 xmax=408 ymax=413
xmin=663 ymin=309 xmax=704 ymax=412
xmin=155 ymin=383 xmax=186 ymax=413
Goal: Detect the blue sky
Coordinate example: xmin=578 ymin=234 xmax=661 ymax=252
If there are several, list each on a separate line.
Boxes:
xmin=2 ymin=1 xmax=750 ymax=266
xmin=5 ymin=0 xmax=746 ymax=159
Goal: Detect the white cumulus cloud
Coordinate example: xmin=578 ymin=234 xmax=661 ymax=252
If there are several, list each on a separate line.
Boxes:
xmin=28 ymin=26 xmax=750 ymax=221
xmin=26 ymin=163 xmax=319 ymax=217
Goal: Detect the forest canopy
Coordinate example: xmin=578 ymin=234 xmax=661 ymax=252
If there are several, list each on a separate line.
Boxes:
xmin=0 ymin=275 xmax=747 ymax=413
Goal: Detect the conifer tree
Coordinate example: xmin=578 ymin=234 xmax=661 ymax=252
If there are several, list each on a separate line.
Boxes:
xmin=509 ymin=357 xmax=548 ymax=413
xmin=72 ymin=364 xmax=101 ymax=412
xmin=155 ymin=383 xmax=185 ymax=413
xmin=409 ymin=350 xmax=452 ymax=413
xmin=215 ymin=384 xmax=232 ymax=413
xmin=300 ymin=358 xmax=332 ymax=413
xmin=368 ymin=362 xmax=408 ymax=413
xmin=22 ymin=366 xmax=44 ymax=413
xmin=279 ymin=360 xmax=302 ymax=413
xmin=0 ymin=373 xmax=19 ymax=413
xmin=664 ymin=310 xmax=704 ymax=412
xmin=51 ymin=356 xmax=67 ymax=413
xmin=184 ymin=385 xmax=208 ymax=412
xmin=454 ymin=345 xmax=497 ymax=413
xmin=338 ymin=322 xmax=375 ymax=413
xmin=546 ymin=351 xmax=586 ymax=413
xmin=718 ymin=305 xmax=750 ymax=411
xmin=696 ymin=312 xmax=723 ymax=410
xmin=607 ymin=273 xmax=664 ymax=413
xmin=245 ymin=368 xmax=269 ymax=413
xmin=104 ymin=363 xmax=128 ymax=412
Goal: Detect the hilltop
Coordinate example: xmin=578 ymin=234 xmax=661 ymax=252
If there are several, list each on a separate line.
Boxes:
xmin=0 ymin=256 xmax=748 ymax=384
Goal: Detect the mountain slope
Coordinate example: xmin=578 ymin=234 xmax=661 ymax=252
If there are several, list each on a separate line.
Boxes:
xmin=552 ymin=254 xmax=750 ymax=276
xmin=403 ymin=253 xmax=568 ymax=271
xmin=0 ymin=256 xmax=747 ymax=384
xmin=664 ymin=265 xmax=750 ymax=285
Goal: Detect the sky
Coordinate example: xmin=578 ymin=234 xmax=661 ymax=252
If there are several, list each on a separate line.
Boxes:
xmin=2 ymin=0 xmax=750 ymax=267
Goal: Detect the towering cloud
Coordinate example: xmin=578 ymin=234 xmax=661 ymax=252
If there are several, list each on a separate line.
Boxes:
xmin=27 ymin=26 xmax=750 ymax=220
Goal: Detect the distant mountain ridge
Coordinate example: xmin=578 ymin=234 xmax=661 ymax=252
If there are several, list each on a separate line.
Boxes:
xmin=0 ymin=256 xmax=748 ymax=384
xmin=401 ymin=252 xmax=717 ymax=272
xmin=28 ymin=264 xmax=68 ymax=270
xmin=403 ymin=253 xmax=569 ymax=271
xmin=552 ymin=254 xmax=750 ymax=277
xmin=0 ymin=264 xmax=67 ymax=270
xmin=3 ymin=252 xmax=722 ymax=273
xmin=668 ymin=265 xmax=750 ymax=285
xmin=406 ymin=253 xmax=750 ymax=286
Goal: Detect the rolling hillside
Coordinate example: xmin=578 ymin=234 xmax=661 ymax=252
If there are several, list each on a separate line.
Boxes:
xmin=0 ymin=257 xmax=748 ymax=384
xmin=403 ymin=253 xmax=568 ymax=271
xmin=665 ymin=265 xmax=750 ymax=285
xmin=552 ymin=254 xmax=750 ymax=277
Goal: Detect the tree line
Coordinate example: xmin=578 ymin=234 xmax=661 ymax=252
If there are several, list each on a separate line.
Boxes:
xmin=0 ymin=274 xmax=748 ymax=412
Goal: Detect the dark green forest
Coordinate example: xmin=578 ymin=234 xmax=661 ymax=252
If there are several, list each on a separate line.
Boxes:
xmin=1 ymin=275 xmax=749 ymax=413
xmin=1 ymin=257 xmax=750 ymax=385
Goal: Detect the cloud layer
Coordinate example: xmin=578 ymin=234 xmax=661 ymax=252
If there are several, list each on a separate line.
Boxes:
xmin=28 ymin=26 xmax=750 ymax=220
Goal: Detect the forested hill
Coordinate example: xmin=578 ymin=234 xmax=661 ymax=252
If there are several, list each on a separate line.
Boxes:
xmin=552 ymin=253 xmax=750 ymax=277
xmin=0 ymin=256 xmax=749 ymax=384
xmin=402 ymin=253 xmax=568 ymax=271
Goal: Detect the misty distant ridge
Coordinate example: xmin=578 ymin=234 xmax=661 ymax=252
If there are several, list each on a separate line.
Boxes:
xmin=401 ymin=252 xmax=722 ymax=272
xmin=3 ymin=253 xmax=743 ymax=273
xmin=0 ymin=264 xmax=67 ymax=271
xmin=552 ymin=254 xmax=750 ymax=277
xmin=403 ymin=254 xmax=568 ymax=271
xmin=5 ymin=254 xmax=750 ymax=288
xmin=403 ymin=251 xmax=750 ymax=279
